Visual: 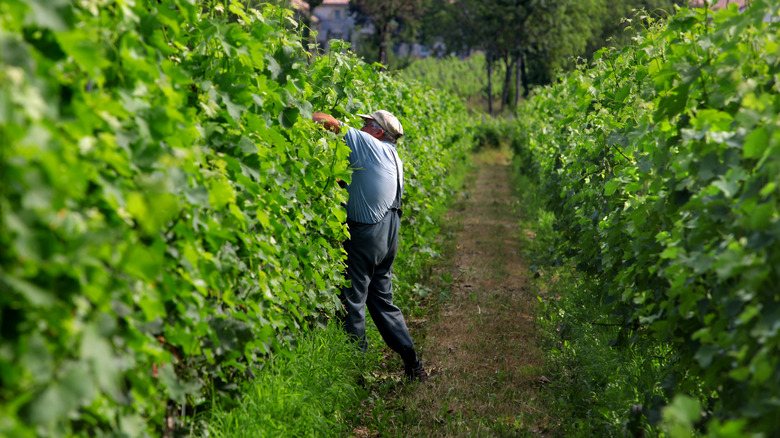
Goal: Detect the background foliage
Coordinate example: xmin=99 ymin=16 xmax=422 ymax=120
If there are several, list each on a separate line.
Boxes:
xmin=418 ymin=0 xmax=683 ymax=111
xmin=401 ymin=53 xmax=504 ymax=111
xmin=0 ymin=1 xmax=472 ymax=436
xmin=514 ymin=1 xmax=780 ymax=435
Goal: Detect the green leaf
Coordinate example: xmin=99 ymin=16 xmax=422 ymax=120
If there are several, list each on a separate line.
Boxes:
xmin=19 ymin=335 xmax=54 ymax=385
xmin=713 ymin=244 xmax=745 ymax=280
xmin=615 ymin=84 xmax=631 ymax=102
xmin=1 ymin=34 xmax=34 ymax=71
xmin=660 ymin=246 xmax=679 ymax=259
xmin=712 ymin=177 xmax=739 ymax=198
xmin=663 ymin=394 xmax=701 ymax=432
xmin=604 ymin=180 xmax=620 ymax=196
xmin=159 ymin=366 xmax=201 ymax=404
xmin=219 ymin=92 xmax=245 ymax=122
xmin=256 ymin=208 xmax=271 ymax=230
xmin=693 ymin=109 xmax=732 ymax=131
xmin=655 ymin=84 xmax=690 ymax=121
xmin=122 ymin=243 xmax=164 ymax=282
xmin=743 ymin=126 xmax=768 ymax=159
xmin=0 ymin=273 xmax=55 ymax=307
xmin=759 ymin=182 xmax=776 ymax=198
xmin=751 ymin=351 xmax=773 ymax=384
xmin=185 ymin=186 xmax=211 ymax=206
xmin=279 ymin=106 xmax=300 ymax=129
xmin=294 ymin=100 xmax=313 ymax=120
xmin=748 ymin=202 xmax=775 ymax=230
xmin=23 ymin=362 xmax=96 ymax=425
xmin=694 ymin=344 xmax=719 ymax=368
xmin=81 ymin=324 xmax=121 ymax=398
xmin=55 ymin=30 xmax=109 ymax=72
xmin=229 ymin=204 xmax=247 ymax=230
xmin=59 ymin=362 xmax=96 ymax=410
xmin=127 ymin=191 xmax=179 ymax=235
xmin=209 ymin=178 xmax=235 ymax=210
xmin=25 ymin=0 xmax=69 ymax=31
xmin=238 ymin=136 xmax=257 ymax=154
xmin=265 ymin=53 xmax=282 ymax=79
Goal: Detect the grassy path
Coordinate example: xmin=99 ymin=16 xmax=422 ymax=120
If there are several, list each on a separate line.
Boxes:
xmin=358 ymin=149 xmax=549 ymax=436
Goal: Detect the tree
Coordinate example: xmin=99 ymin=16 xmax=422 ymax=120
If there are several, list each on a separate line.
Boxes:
xmin=519 ymin=0 xmax=605 ymax=92
xmin=583 ymin=0 xmax=685 ymax=60
xmin=423 ymin=0 xmax=680 ymax=111
xmin=352 ymin=0 xmax=427 ymax=68
xmin=420 ymin=0 xmax=605 ymax=112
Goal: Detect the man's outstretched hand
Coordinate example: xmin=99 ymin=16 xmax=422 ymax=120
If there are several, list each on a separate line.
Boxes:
xmin=313 ymin=112 xmax=340 ymax=134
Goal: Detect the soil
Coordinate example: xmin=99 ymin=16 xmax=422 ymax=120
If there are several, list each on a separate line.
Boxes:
xmin=357 ymin=148 xmax=549 ymax=436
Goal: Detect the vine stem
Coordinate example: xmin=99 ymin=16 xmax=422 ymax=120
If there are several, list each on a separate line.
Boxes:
xmin=612 ymin=143 xmax=635 ymax=163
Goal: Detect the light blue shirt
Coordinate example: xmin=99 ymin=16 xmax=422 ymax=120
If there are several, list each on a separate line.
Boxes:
xmin=343 ymin=126 xmax=403 ymax=224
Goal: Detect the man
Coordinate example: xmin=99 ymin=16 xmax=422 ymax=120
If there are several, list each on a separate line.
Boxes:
xmin=313 ymin=110 xmax=428 ymax=382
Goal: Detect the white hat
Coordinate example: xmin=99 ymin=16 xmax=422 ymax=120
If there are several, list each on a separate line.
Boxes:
xmin=358 ymin=110 xmax=404 ymax=139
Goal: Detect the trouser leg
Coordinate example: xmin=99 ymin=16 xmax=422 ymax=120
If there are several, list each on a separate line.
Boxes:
xmin=340 ymin=242 xmax=372 ymax=352
xmin=340 ymin=212 xmax=418 ymax=365
xmin=366 ymin=268 xmax=418 ymax=366
xmin=366 ymin=212 xmax=418 ymax=366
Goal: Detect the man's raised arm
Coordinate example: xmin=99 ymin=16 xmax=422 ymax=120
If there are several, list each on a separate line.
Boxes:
xmin=313 ymin=112 xmax=340 ymax=134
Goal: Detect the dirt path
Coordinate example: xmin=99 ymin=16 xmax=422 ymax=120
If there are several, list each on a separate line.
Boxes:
xmin=372 ymin=149 xmax=548 ymax=436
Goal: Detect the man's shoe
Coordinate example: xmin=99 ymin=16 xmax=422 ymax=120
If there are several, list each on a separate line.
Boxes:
xmin=404 ymin=360 xmax=429 ymax=382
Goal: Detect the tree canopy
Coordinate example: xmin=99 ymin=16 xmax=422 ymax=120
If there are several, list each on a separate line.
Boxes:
xmin=416 ymin=0 xmax=683 ymax=112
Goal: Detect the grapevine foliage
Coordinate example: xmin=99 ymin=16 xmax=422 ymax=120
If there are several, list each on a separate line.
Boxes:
xmin=0 ymin=1 xmax=472 ymax=436
xmin=516 ymin=1 xmax=780 ymax=434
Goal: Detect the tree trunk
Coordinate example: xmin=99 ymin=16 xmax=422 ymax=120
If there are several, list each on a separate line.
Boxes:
xmin=500 ymin=53 xmax=514 ymax=113
xmin=486 ymin=53 xmax=493 ymax=115
xmin=515 ymin=52 xmax=521 ymax=107
xmin=520 ymin=52 xmax=530 ymax=98
xmin=378 ymin=22 xmax=390 ymax=68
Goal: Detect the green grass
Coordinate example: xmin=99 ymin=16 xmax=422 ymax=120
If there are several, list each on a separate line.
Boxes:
xmin=201 ymin=322 xmax=383 ymax=438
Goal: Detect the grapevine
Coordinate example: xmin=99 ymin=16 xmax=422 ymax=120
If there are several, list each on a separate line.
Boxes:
xmin=0 ymin=1 xmax=473 ymax=436
xmin=515 ymin=1 xmax=780 ymax=434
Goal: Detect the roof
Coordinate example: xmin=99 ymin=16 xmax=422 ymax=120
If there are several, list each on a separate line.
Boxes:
xmin=291 ymin=0 xmax=310 ymax=11
xmin=689 ymin=0 xmax=748 ymax=11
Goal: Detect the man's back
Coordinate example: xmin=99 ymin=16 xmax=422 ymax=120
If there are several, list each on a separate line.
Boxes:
xmin=343 ymin=127 xmax=403 ymax=225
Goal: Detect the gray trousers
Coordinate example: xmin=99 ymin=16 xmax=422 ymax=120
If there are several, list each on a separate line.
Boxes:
xmin=340 ymin=210 xmax=418 ymax=366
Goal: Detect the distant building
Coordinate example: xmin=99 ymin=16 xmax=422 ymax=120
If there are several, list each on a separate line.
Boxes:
xmin=290 ymin=0 xmax=312 ymax=24
xmin=312 ymin=0 xmax=359 ymax=51
xmin=306 ymin=0 xmax=435 ymax=59
xmin=689 ymin=0 xmax=748 ymax=12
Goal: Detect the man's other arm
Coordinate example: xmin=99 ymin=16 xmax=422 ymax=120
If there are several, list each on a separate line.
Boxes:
xmin=313 ymin=112 xmax=347 ymax=188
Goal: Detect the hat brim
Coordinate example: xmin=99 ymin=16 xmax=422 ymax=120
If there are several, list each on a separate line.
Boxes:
xmin=357 ymin=114 xmax=374 ymax=120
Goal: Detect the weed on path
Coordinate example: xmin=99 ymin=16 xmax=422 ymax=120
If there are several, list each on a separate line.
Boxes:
xmin=354 ymin=148 xmax=550 ymax=437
